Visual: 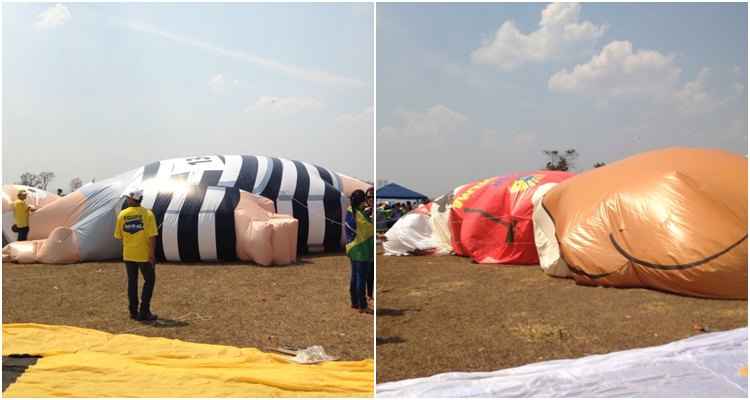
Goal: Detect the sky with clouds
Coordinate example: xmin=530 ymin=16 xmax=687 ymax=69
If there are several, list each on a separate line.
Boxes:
xmin=3 ymin=3 xmax=373 ymax=191
xmin=378 ymin=3 xmax=748 ymax=197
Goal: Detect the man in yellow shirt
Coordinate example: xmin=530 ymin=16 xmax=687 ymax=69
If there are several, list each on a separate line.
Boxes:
xmin=13 ymin=190 xmax=37 ymax=241
xmin=114 ymin=190 xmax=159 ymax=322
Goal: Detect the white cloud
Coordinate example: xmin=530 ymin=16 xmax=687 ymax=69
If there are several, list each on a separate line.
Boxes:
xmin=34 ymin=4 xmax=71 ymax=30
xmin=123 ymin=21 xmax=365 ymax=88
xmin=471 ymin=3 xmax=605 ymax=71
xmin=380 ymin=105 xmax=468 ymax=139
xmin=549 ymin=42 xmax=744 ymax=116
xmin=548 ymin=40 xmax=681 ymax=97
xmin=209 ymin=73 xmax=226 ymax=94
xmin=246 ymin=96 xmax=325 ymax=115
xmin=673 ymin=67 xmax=717 ymax=114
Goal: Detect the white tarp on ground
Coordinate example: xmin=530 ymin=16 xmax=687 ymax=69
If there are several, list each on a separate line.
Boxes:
xmin=377 ymin=328 xmax=748 ymax=398
xmin=383 ymin=191 xmax=455 ymax=257
xmin=383 ymin=212 xmax=437 ymax=255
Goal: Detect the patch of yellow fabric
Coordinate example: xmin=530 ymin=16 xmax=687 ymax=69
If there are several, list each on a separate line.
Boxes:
xmin=3 ymin=323 xmax=373 ymax=397
xmin=741 ymin=366 xmax=748 ymax=377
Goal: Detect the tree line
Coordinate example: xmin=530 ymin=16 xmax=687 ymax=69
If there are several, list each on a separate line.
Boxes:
xmin=543 ymin=149 xmax=605 ymax=171
xmin=17 ymin=172 xmax=87 ymax=194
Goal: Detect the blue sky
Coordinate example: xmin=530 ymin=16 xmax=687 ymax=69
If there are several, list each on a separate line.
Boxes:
xmin=377 ymin=3 xmax=748 ymax=197
xmin=3 ymin=3 xmax=373 ymax=191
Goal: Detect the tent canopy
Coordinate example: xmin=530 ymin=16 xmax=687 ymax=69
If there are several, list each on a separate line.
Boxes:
xmin=377 ymin=183 xmax=428 ymax=201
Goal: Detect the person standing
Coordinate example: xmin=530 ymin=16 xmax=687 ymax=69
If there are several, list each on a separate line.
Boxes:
xmin=345 ymin=189 xmax=374 ymax=313
xmin=114 ymin=190 xmax=159 ymax=322
xmin=13 ymin=190 xmax=36 ymax=241
xmin=364 ymin=187 xmax=375 ymax=303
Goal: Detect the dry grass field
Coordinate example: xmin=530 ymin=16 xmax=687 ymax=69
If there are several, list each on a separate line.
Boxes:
xmin=376 ymin=251 xmax=747 ymax=383
xmin=3 ymin=253 xmax=373 ymax=361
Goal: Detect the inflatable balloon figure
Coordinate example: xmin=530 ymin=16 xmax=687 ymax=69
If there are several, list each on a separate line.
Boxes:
xmin=2 ymin=185 xmax=60 ymax=246
xmin=2 ymin=155 xmax=369 ymax=266
xmin=449 ymin=171 xmax=573 ymax=264
xmin=534 ymin=147 xmax=748 ymax=299
xmin=384 ymin=171 xmax=574 ymax=264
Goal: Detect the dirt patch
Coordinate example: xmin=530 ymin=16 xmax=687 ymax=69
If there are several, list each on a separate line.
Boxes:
xmin=376 ymin=251 xmax=747 ymax=383
xmin=509 ymin=323 xmax=565 ymax=343
xmin=3 ymin=254 xmax=373 ymax=361
xmin=640 ymin=301 xmax=671 ymax=313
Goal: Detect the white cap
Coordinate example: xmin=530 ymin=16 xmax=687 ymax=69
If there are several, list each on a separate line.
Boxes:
xmin=127 ymin=189 xmax=144 ymax=202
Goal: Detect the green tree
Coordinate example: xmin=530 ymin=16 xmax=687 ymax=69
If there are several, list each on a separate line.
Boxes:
xmin=543 ymin=149 xmax=579 ymax=171
xmin=69 ymin=177 xmax=83 ymax=192
xmin=17 ymin=171 xmax=55 ymax=190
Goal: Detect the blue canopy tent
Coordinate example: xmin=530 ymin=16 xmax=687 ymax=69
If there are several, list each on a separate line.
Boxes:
xmin=376 ymin=182 xmax=428 ymax=202
xmin=376 ymin=183 xmax=428 ymax=232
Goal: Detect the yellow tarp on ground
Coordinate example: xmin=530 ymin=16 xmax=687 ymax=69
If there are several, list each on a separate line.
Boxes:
xmin=2 ymin=323 xmax=373 ymax=397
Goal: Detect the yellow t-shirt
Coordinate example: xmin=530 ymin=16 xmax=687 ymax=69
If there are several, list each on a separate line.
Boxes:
xmin=114 ymin=206 xmax=158 ymax=262
xmin=14 ymin=200 xmax=30 ymax=228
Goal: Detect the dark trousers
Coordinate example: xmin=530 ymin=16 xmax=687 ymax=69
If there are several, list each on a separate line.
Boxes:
xmin=350 ymin=260 xmax=368 ymax=309
xmin=16 ymin=227 xmax=29 ymax=241
xmin=125 ymin=262 xmax=155 ymax=316
xmin=365 ymin=261 xmax=374 ymax=299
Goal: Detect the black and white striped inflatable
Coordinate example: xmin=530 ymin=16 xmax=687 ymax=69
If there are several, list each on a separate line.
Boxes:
xmin=127 ymin=185 xmax=247 ymax=263
xmin=136 ymin=155 xmax=359 ymax=255
xmin=9 ymin=155 xmax=369 ymax=264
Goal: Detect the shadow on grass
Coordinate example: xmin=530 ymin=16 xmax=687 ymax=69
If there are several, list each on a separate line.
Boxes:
xmin=171 ymin=252 xmax=352 ymax=268
xmin=164 ymin=261 xmax=305 ymax=269
xmin=145 ymin=318 xmax=190 ymax=328
xmin=376 ymin=336 xmax=406 ymax=346
xmin=377 ymin=308 xmax=421 ymax=317
xmin=20 ymin=252 xmax=352 ymax=269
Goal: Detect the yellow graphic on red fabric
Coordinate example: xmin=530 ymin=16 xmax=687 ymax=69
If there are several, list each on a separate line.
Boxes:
xmin=452 ymin=178 xmax=495 ymax=209
xmin=3 ymin=323 xmax=373 ymax=397
xmin=509 ymin=175 xmax=542 ymax=193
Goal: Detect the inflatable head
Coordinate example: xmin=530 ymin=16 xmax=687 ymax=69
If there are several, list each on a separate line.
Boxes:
xmin=539 ymin=147 xmax=747 ymax=299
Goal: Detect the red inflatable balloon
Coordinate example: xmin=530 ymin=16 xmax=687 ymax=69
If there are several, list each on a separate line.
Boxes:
xmin=449 ymin=171 xmax=573 ymax=264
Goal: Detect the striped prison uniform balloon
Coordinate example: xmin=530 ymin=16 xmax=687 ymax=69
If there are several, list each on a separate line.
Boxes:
xmin=127 ymin=155 xmax=346 ymax=262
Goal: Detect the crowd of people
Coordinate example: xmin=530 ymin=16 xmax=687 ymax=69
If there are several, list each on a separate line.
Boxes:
xmin=376 ymin=200 xmax=423 ymax=230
